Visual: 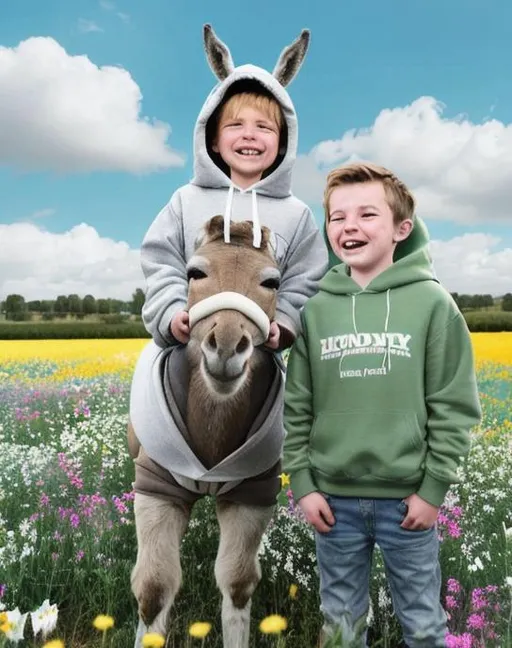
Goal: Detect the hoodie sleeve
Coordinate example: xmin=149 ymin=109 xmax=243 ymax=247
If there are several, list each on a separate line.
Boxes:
xmin=276 ymin=207 xmax=328 ymax=343
xmin=283 ymin=322 xmax=318 ymax=501
xmin=140 ymin=192 xmax=188 ymax=348
xmin=417 ymin=307 xmax=482 ymax=507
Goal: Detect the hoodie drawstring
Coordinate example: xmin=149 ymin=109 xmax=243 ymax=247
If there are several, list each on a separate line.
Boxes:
xmin=343 ymin=289 xmax=392 ymax=374
xmin=251 ymin=190 xmax=262 ymax=248
xmin=223 ymin=185 xmax=262 ymax=248
xmin=223 ymin=184 xmax=234 ymax=244
xmin=381 ymin=289 xmax=391 ymax=372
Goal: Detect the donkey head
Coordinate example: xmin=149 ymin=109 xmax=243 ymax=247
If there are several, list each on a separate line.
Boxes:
xmin=186 ymin=216 xmax=279 ymax=397
xmin=203 ymin=23 xmax=310 ymax=87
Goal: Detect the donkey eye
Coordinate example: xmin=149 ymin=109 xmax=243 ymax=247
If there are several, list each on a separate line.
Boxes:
xmin=187 ymin=268 xmax=207 ymax=281
xmin=260 ymin=278 xmax=280 ymax=290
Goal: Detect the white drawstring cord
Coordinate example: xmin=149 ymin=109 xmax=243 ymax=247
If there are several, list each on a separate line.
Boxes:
xmin=223 ymin=184 xmax=234 ymax=243
xmin=251 ymin=190 xmax=261 ymax=248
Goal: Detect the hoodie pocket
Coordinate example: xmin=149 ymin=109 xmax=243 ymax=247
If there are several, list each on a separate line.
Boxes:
xmin=309 ymin=409 xmax=425 ymax=481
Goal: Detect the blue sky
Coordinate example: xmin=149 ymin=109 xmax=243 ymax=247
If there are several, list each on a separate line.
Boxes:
xmin=1 ymin=0 xmax=511 ymax=299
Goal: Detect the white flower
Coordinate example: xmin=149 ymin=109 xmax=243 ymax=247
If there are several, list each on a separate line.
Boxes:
xmin=506 ymin=576 xmax=512 ymax=588
xmin=3 ymin=607 xmax=28 ymax=643
xmin=469 ymin=556 xmax=485 ymax=571
xmin=503 ymin=522 xmax=512 ymax=541
xmin=30 ymin=599 xmax=59 ymax=638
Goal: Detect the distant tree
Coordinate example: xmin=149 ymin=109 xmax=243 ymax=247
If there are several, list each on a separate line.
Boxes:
xmin=483 ymin=294 xmax=494 ymax=308
xmin=5 ymin=294 xmax=27 ymax=320
xmin=502 ymin=293 xmax=512 ymax=312
xmin=82 ymin=295 xmax=97 ymax=315
xmin=97 ymin=298 xmax=111 ymax=314
xmin=27 ymin=300 xmax=42 ymax=312
xmin=451 ymin=292 xmax=459 ymax=306
xmin=54 ymin=295 xmax=69 ymax=316
xmin=457 ymin=294 xmax=472 ymax=310
xmin=40 ymin=300 xmax=54 ymax=314
xmin=68 ymin=294 xmax=82 ymax=316
xmin=110 ymin=299 xmax=124 ymax=314
xmin=131 ymin=288 xmax=145 ymax=315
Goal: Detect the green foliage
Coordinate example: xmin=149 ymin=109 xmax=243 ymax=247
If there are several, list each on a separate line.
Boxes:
xmin=463 ymin=310 xmax=512 ymax=332
xmin=502 ymin=293 xmax=512 ymax=312
xmin=0 ymin=321 xmax=150 ymax=339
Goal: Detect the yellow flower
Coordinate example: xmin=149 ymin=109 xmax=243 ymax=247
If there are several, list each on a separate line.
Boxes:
xmin=0 ymin=612 xmax=6 ymax=623
xmin=142 ymin=632 xmax=166 ymax=647
xmin=279 ymin=472 xmax=290 ymax=488
xmin=189 ymin=621 xmax=212 ymax=638
xmin=43 ymin=640 xmax=65 ymax=648
xmin=92 ymin=614 xmax=114 ymax=631
xmin=259 ymin=614 xmax=287 ymax=634
xmin=1 ymin=620 xmax=13 ymax=634
xmin=289 ymin=583 xmax=298 ymax=599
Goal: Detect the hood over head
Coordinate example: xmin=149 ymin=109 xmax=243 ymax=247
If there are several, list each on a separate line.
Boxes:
xmin=191 ymin=25 xmax=310 ymax=200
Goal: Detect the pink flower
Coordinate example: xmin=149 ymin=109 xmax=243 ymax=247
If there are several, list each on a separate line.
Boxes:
xmin=447 ymin=578 xmax=461 ymax=594
xmin=445 ymin=595 xmax=459 ymax=609
xmin=466 ymin=612 xmax=485 ymax=630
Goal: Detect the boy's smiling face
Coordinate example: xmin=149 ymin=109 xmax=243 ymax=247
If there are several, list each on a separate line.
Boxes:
xmin=327 ymin=181 xmax=412 ymax=288
xmin=212 ymin=106 xmax=280 ymax=189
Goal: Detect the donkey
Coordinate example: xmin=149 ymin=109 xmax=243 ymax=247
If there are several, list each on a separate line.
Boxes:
xmin=129 ymin=217 xmax=286 ymax=647
xmin=128 ymin=24 xmax=311 ymax=647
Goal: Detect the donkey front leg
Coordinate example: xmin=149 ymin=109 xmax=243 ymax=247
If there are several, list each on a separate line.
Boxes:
xmin=131 ymin=493 xmax=192 ymax=647
xmin=214 ymin=500 xmax=274 ymax=648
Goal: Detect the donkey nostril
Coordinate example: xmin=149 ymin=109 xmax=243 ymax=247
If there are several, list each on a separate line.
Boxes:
xmin=236 ymin=335 xmax=250 ymax=354
xmin=207 ymin=330 xmax=217 ymax=351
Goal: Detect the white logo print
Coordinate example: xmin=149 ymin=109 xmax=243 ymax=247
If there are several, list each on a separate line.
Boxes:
xmin=319 ymin=332 xmax=412 ymax=379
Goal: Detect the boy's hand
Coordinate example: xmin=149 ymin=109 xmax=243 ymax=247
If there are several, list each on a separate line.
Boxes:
xmin=298 ymin=492 xmax=335 ymax=533
xmin=400 ymin=493 xmax=439 ymax=531
xmin=264 ymin=321 xmax=280 ymax=350
xmin=170 ymin=310 xmax=190 ymax=344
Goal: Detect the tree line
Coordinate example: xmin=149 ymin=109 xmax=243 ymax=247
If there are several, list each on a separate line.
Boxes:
xmin=1 ymin=290 xmax=511 ymax=322
xmin=451 ymin=293 xmax=512 ymax=311
xmin=1 ymin=289 xmax=145 ymax=321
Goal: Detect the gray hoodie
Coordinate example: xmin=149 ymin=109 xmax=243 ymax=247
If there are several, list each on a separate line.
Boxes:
xmin=140 ymin=63 xmax=328 ymax=347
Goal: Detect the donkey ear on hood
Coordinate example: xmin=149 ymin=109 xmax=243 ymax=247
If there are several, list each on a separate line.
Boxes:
xmin=272 ymin=29 xmax=310 ymax=87
xmin=203 ymin=24 xmax=235 ymax=81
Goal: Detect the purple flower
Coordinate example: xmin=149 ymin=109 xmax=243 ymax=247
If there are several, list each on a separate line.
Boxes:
xmin=466 ymin=612 xmax=485 ymax=630
xmin=447 ymin=578 xmax=462 ymax=594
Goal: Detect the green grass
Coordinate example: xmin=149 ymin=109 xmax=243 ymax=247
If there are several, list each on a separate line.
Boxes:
xmin=0 ymin=362 xmax=511 ymax=646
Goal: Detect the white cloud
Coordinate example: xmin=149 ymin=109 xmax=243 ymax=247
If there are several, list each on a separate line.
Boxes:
xmin=0 ymin=37 xmax=184 ymax=173
xmin=430 ymin=234 xmax=512 ymax=295
xmin=0 ymin=222 xmax=144 ymax=301
xmin=0 ymin=223 xmax=509 ymax=300
xmin=29 ymin=208 xmax=56 ymax=220
xmin=99 ymin=1 xmax=129 ymax=23
xmin=78 ymin=19 xmax=103 ymax=33
xmin=292 ymin=96 xmax=512 ymax=225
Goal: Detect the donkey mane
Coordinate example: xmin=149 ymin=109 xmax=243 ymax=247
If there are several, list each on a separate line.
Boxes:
xmin=198 ymin=215 xmax=273 ymax=251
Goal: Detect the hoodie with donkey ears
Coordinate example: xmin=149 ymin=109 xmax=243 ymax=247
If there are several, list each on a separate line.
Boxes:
xmin=283 ymin=218 xmax=481 ymax=507
xmin=140 ymin=25 xmax=328 ymax=347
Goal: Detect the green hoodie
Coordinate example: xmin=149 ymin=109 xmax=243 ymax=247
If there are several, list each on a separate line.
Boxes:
xmin=283 ymin=217 xmax=482 ymax=507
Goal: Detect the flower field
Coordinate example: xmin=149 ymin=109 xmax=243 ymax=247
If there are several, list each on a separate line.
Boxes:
xmin=0 ymin=333 xmax=511 ymax=647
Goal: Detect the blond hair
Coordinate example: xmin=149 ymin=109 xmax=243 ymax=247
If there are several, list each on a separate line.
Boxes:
xmin=323 ymin=162 xmax=415 ymax=224
xmin=217 ymin=92 xmax=284 ymax=132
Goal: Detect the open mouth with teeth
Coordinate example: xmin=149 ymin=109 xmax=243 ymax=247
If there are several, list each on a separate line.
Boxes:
xmin=235 ymin=148 xmax=263 ymax=156
xmin=342 ymin=240 xmax=367 ymax=250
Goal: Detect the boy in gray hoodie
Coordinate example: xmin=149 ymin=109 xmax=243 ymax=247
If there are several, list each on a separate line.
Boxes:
xmin=140 ymin=25 xmax=327 ymax=351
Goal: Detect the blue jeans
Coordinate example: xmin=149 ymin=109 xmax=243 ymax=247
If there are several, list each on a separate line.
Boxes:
xmin=315 ymin=496 xmax=447 ymax=647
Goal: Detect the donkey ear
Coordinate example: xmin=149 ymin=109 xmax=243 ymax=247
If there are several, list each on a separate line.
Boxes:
xmin=203 ymin=24 xmax=235 ymax=81
xmin=272 ymin=29 xmax=310 ymax=87
xmin=205 ymin=214 xmax=225 ymax=237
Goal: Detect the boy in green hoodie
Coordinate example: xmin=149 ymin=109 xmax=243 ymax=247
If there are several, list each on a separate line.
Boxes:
xmin=283 ymin=162 xmax=481 ymax=647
